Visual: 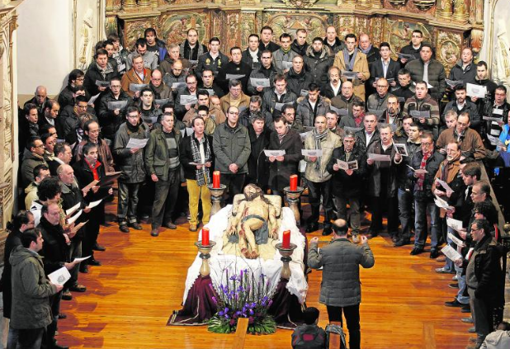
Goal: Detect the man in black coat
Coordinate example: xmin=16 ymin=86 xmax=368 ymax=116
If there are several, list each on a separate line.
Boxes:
xmin=259 ymin=26 xmax=280 ymax=53
xmin=368 ymin=42 xmax=400 ymax=92
xmin=217 ymin=47 xmax=252 ymax=94
xmin=84 ymin=48 xmax=118 ymax=97
xmin=98 ymin=77 xmax=133 ymax=142
xmin=267 ymin=116 xmax=302 ymax=197
xmin=246 ymin=115 xmax=271 ymax=190
xmin=327 ymin=132 xmax=367 ymax=242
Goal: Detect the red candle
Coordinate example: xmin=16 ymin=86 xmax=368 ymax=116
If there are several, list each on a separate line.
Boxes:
xmin=202 ymin=227 xmax=210 ymax=246
xmin=290 ymin=174 xmax=298 ymax=191
xmin=282 ymin=230 xmax=291 ymax=249
xmin=213 ymin=171 xmax=220 ymax=189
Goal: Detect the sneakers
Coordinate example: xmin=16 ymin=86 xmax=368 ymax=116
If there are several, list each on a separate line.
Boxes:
xmin=445 ymin=299 xmax=464 ymax=307
xmin=435 ymin=267 xmax=453 ymax=274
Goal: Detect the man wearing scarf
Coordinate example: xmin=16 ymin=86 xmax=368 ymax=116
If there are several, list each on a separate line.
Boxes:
xmin=84 ymin=48 xmax=118 ymax=97
xmin=407 ymin=131 xmax=444 ymax=257
xmin=303 ymin=115 xmax=342 ymax=235
xmin=333 ymin=34 xmax=370 ymax=101
xmin=179 ymin=116 xmax=213 ymax=232
xmin=273 ymin=33 xmax=297 ymax=74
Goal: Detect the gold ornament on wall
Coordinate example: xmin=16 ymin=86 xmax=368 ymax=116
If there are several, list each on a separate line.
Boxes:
xmin=413 ymin=0 xmax=436 ymax=11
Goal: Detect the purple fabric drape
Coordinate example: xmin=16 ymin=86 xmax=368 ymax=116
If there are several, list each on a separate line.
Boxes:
xmin=168 ymin=276 xmax=305 ymax=329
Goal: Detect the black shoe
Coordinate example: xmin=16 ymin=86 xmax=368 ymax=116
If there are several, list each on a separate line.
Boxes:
xmin=119 ymin=224 xmax=130 ymax=233
xmin=366 ymin=229 xmax=380 ymax=238
xmin=394 ymin=238 xmax=410 ymax=247
xmin=410 ymin=247 xmax=424 ymax=255
xmin=322 ymin=224 xmax=333 ymax=236
xmin=151 ymin=228 xmax=160 ymax=237
xmin=61 ymin=291 xmax=72 ymax=301
xmin=93 ymin=243 xmax=106 ymax=251
xmin=58 ymin=313 xmax=67 ymax=319
xmin=164 ymin=221 xmax=177 ymax=229
xmin=70 ymin=284 xmax=87 ymax=292
xmin=305 ymin=222 xmax=319 ymax=233
xmin=430 ymin=249 xmax=439 ymax=259
xmin=445 ymin=299 xmax=464 ymax=307
xmin=88 ymin=259 xmax=102 ymax=266
xmin=461 ymin=304 xmax=471 ymax=313
xmin=80 ymin=264 xmax=89 ymax=273
xmin=128 ymin=222 xmax=142 ymax=230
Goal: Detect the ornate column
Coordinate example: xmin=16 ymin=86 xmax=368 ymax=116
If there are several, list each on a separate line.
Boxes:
xmin=436 ymin=0 xmax=454 ymax=20
xmin=453 ymin=0 xmax=469 ymax=23
xmin=122 ymin=0 xmax=137 ymax=10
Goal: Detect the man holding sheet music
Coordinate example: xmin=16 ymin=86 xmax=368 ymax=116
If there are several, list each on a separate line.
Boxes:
xmin=303 ymin=115 xmax=342 ymax=234
xmin=120 ymin=53 xmax=151 ymax=98
xmin=403 ymin=81 xmax=440 ymax=138
xmin=483 ymin=85 xmax=510 ymax=143
xmin=448 ymin=48 xmax=477 ymax=86
xmin=83 ymin=48 xmax=118 ymax=98
xmin=405 ymin=43 xmax=446 ymax=101
xmin=407 ymin=131 xmax=444 ymax=257
xmin=442 ymin=85 xmax=481 ymax=131
xmin=365 ymin=123 xmax=402 ymax=239
xmin=217 ymin=46 xmax=252 ymax=93
xmin=327 ymin=131 xmax=367 ymax=242
xmin=267 ymin=116 xmax=303 ymax=197
xmin=98 ymin=77 xmax=133 ymax=142
xmin=296 ymin=83 xmax=331 ymax=127
xmin=138 ymin=88 xmax=163 ymax=129
xmin=247 ymin=50 xmax=278 ymax=96
xmin=113 ymin=107 xmax=150 ymax=233
xmin=175 ymin=74 xmax=199 ymax=119
xmin=262 ymin=74 xmax=297 ymax=121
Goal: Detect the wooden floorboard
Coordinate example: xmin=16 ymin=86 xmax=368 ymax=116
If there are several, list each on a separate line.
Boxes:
xmin=58 ymin=199 xmax=477 ymax=349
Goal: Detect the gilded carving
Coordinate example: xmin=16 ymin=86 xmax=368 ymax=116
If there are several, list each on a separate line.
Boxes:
xmin=388 ymin=0 xmax=407 ymax=6
xmin=470 ymin=29 xmax=483 ymax=55
xmin=267 ymin=14 xmax=327 ymax=43
xmin=281 ymin=0 xmax=319 ymax=8
xmin=370 ymin=17 xmax=383 ymax=46
xmin=338 ymin=16 xmax=355 ymax=40
xmin=105 ymin=16 xmax=118 ymax=37
xmin=436 ymin=0 xmax=453 ymax=19
xmin=436 ymin=31 xmax=462 ymax=75
xmin=226 ymin=12 xmax=241 ymax=50
xmin=385 ymin=19 xmax=432 ymax=59
xmin=355 ymin=17 xmax=369 ymax=36
xmin=124 ymin=19 xmax=157 ymax=50
xmin=240 ymin=12 xmax=256 ymax=49
xmin=413 ymin=0 xmax=436 ymax=10
xmin=159 ymin=13 xmax=209 ymax=47
xmin=452 ymin=0 xmax=468 ymax=23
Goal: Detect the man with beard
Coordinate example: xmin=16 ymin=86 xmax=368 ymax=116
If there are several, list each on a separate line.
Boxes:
xmin=407 ymin=131 xmax=444 ymax=257
xmin=98 ymin=77 xmax=133 ymax=142
xmin=436 ymin=112 xmax=486 ymax=160
xmin=327 ymin=132 xmax=367 ymax=242
xmin=323 ymin=26 xmax=345 ymax=55
xmin=321 ymin=66 xmax=342 ymax=99
xmin=247 ymin=50 xmax=278 ymax=96
xmin=281 ymin=105 xmax=304 ymax=132
xmin=180 ymin=29 xmax=207 ymax=65
xmin=217 ymin=46 xmax=252 ymax=93
xmin=442 ymin=85 xmax=481 ymax=131
xmin=58 ymin=69 xmax=88 ymax=109
xmin=403 ymin=81 xmax=440 ymax=138
xmin=242 ymin=34 xmax=262 ymax=70
xmin=304 ymin=37 xmax=333 ymax=89
xmin=161 ymin=59 xmax=186 ymax=94
xmin=267 ymin=116 xmax=302 ymax=197
xmin=84 ymin=49 xmax=118 ymax=97
xmin=39 ymin=100 xmax=64 ymax=139
xmin=380 ymin=95 xmax=406 ymax=136
xmin=114 ymin=107 xmax=150 ymax=233
xmin=303 ymin=115 xmax=342 ymax=234
xmin=333 ymin=34 xmax=370 ymax=101
xmin=239 ymin=95 xmax=264 ymax=127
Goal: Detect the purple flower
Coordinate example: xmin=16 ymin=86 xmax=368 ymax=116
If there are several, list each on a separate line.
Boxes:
xmin=212 ymin=296 xmax=217 ymax=304
xmin=249 ymin=309 xmax=254 ymax=315
xmin=218 ymin=310 xmax=224 ymax=316
xmin=248 ymin=316 xmax=254 ymax=324
xmin=268 ymin=300 xmax=273 ymax=307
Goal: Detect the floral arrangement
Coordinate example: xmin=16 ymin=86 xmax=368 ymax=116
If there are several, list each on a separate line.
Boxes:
xmin=208 ymin=269 xmax=277 ymax=335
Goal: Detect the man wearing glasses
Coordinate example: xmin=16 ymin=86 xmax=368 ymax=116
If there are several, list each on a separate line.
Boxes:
xmin=98 ymin=77 xmax=133 ymax=142
xmin=175 ymin=74 xmax=199 ymax=120
xmin=247 ymin=50 xmax=277 ymax=96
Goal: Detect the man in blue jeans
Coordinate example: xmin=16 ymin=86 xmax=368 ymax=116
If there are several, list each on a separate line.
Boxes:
xmin=407 ymin=131 xmax=444 ymax=257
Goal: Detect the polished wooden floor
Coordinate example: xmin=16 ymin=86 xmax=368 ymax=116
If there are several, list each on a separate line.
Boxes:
xmin=58 ymin=200 xmax=480 ymax=349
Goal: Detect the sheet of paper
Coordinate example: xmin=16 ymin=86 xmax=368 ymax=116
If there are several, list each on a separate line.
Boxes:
xmin=441 ymin=245 xmax=462 ymax=261
xmin=492 ymin=108 xmax=504 ymax=116
xmin=205 ymin=89 xmax=216 ymax=96
xmin=302 ymin=149 xmax=323 ymax=157
xmin=179 ymin=95 xmax=197 ymax=105
xmin=117 ymin=63 xmax=126 ymax=72
xmin=281 ymin=61 xmax=293 ymax=70
xmin=434 ymin=195 xmax=450 ymax=209
xmin=394 ymin=143 xmax=408 ymax=156
xmin=155 ymin=98 xmax=170 ymax=106
xmin=171 ymin=82 xmax=187 ymax=90
xmin=186 ymin=128 xmax=194 ymax=137
xmin=368 ymin=153 xmax=391 ymax=161
xmin=65 ymin=203 xmax=80 ymax=217
xmin=86 ymin=199 xmax=103 ymax=210
xmin=436 ymin=178 xmax=454 ymax=195
xmin=466 ymin=83 xmax=487 ymax=98
xmin=409 ymin=110 xmax=431 ymax=119
xmin=107 ymin=100 xmax=128 ymax=111
xmin=225 ymin=74 xmax=245 ymax=80
xmin=445 ymin=79 xmax=463 ymax=88
xmin=446 ymin=218 xmax=464 ymax=232
xmin=337 ymin=159 xmax=358 ymax=171
xmin=250 ymin=78 xmax=271 ymax=88
xmin=264 ymin=150 xmax=286 ymax=157
xmin=48 ymin=267 xmax=71 ymax=286
xmin=95 ymin=80 xmax=110 ymax=87
xmin=129 ymin=83 xmax=148 ymax=92
xmin=300 ymin=131 xmax=311 ymax=142
xmin=126 ymin=138 xmax=149 ymax=149
xmin=73 ymin=255 xmax=92 ymax=263
xmin=447 ymin=232 xmax=466 ymax=248
xmin=188 ymin=60 xmax=198 ymax=66
xmin=341 ymin=70 xmax=359 ymax=79
xmin=67 ymin=210 xmax=82 ymax=225
xmin=330 ymin=106 xmax=349 ymax=116
xmin=274 ymin=102 xmax=292 ymax=111
xmin=300 ymin=89 xmax=309 ymax=97
xmin=483 ymin=116 xmax=503 ymax=122
xmin=88 ymin=93 xmax=101 ymax=106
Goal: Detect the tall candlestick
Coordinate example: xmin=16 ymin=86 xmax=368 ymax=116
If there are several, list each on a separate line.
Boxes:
xmin=213 ymin=171 xmax=220 ymax=189
xmin=290 ymin=175 xmax=298 ymax=191
xmin=282 ymin=230 xmax=291 ymax=249
xmin=202 ymin=227 xmax=210 ymax=246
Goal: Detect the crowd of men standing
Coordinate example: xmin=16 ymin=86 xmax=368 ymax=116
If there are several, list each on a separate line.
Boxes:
xmin=5 ymin=24 xmax=510 ymax=349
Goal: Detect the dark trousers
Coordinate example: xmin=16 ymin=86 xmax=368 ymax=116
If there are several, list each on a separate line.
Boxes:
xmin=327 ymin=304 xmax=361 ymax=349
xmin=44 ymin=291 xmax=62 ymax=348
xmin=11 ymin=328 xmax=44 ymax=349
xmin=83 ymin=203 xmax=104 ymax=261
xmin=66 ymin=239 xmax=82 ymax=289
xmin=307 ymin=179 xmax=332 ymax=225
xmin=151 ymin=169 xmax=180 ymax=229
xmin=334 ymin=194 xmax=361 ymax=235
xmin=370 ymin=194 xmax=398 ymax=234
xmin=220 ymin=173 xmax=246 ymax=205
xmin=117 ymin=181 xmax=141 ymax=224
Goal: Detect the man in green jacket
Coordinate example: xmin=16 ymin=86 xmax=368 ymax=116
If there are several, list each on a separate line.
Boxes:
xmin=309 ymin=219 xmax=375 ymax=349
xmin=9 ymin=229 xmax=62 ymax=349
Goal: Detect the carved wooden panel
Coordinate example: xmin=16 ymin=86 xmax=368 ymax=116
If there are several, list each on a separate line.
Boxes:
xmin=384 ymin=18 xmax=433 ymax=59
xmin=159 ymin=11 xmax=210 ymax=47
xmin=435 ymin=30 xmax=462 ymax=75
xmin=265 ymin=13 xmax=328 ymax=43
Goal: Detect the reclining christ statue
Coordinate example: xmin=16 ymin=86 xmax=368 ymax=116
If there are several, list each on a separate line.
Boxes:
xmin=222 ymin=184 xmax=282 ymax=260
